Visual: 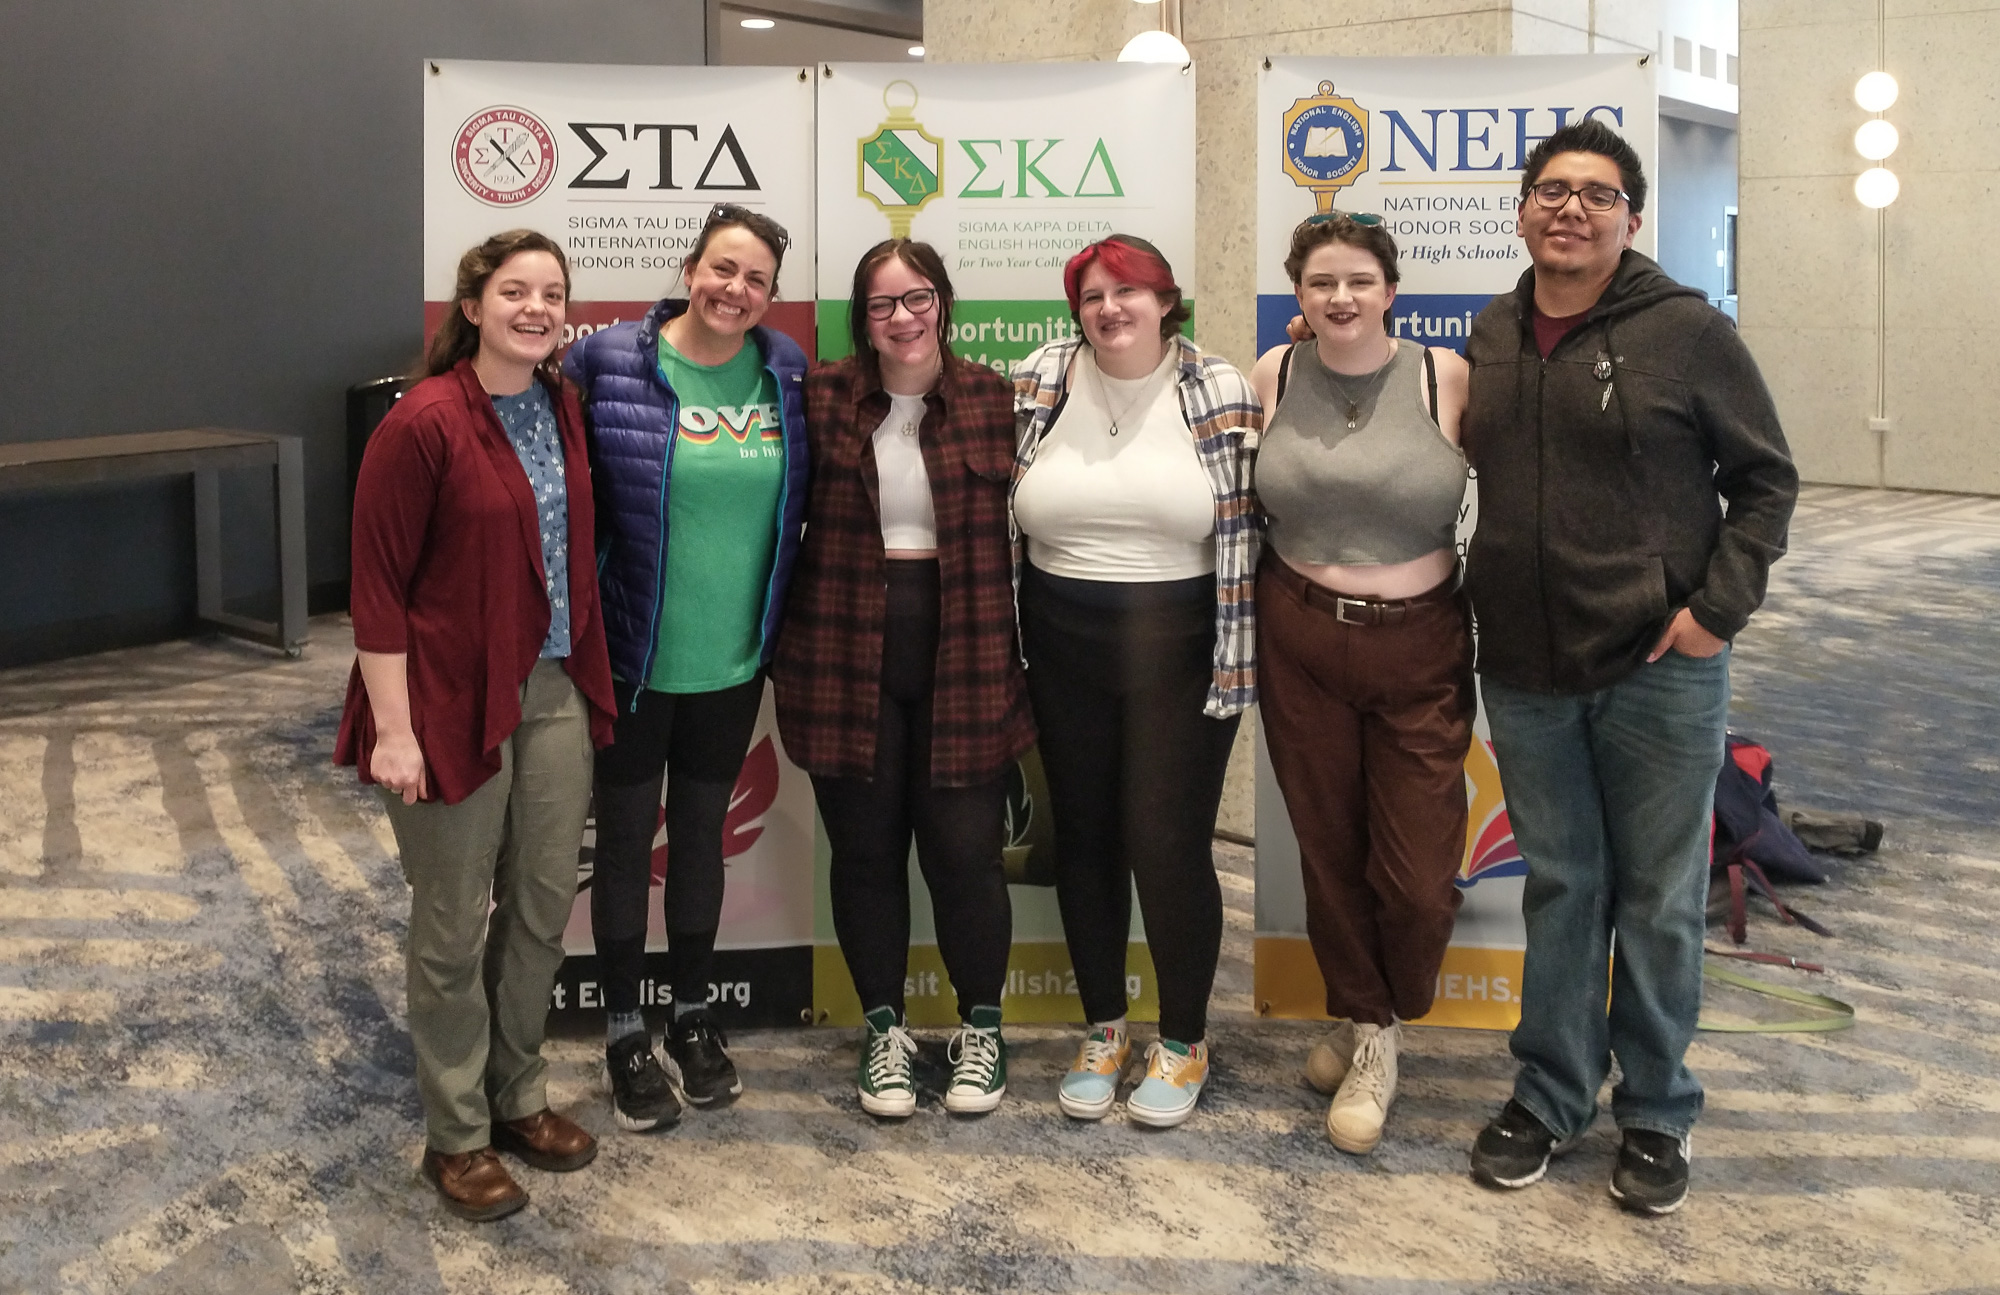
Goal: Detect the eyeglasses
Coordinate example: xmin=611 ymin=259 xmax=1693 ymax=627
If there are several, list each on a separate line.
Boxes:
xmin=703 ymin=202 xmax=792 ymax=252
xmin=863 ymin=288 xmax=940 ymax=320
xmin=1524 ymin=182 xmax=1629 ymax=213
xmin=1305 ymin=210 xmax=1384 ymax=227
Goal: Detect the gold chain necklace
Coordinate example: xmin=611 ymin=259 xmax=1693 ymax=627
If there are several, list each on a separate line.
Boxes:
xmin=1322 ymin=340 xmax=1399 ymax=430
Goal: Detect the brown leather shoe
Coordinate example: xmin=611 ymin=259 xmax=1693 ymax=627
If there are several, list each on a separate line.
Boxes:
xmin=421 ymin=1147 xmax=527 ymax=1222
xmin=492 ymin=1108 xmax=598 ymax=1173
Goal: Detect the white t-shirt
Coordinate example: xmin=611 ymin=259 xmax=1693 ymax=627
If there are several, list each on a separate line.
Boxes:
xmin=871 ymin=391 xmax=937 ymax=550
xmin=1013 ymin=348 xmax=1216 ymax=581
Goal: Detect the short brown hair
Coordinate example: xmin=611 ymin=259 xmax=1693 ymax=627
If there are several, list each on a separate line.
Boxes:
xmin=1283 ymin=215 xmax=1401 ymax=288
xmin=684 ymin=204 xmax=790 ymax=294
xmin=847 ymin=239 xmax=956 ymax=375
xmin=422 ymin=229 xmax=571 ymax=382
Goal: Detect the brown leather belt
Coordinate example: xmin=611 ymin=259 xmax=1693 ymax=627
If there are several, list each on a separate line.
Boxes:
xmin=1262 ymin=554 xmax=1460 ymax=627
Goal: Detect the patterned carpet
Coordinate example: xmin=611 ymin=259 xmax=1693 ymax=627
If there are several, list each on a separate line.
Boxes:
xmin=1 ymin=485 xmax=1996 ymax=1294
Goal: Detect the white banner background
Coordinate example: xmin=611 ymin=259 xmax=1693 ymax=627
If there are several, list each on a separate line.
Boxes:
xmin=813 ymin=61 xmax=1196 ymax=373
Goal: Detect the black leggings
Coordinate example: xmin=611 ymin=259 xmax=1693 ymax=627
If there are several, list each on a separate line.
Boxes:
xmin=813 ymin=559 xmax=1012 ymax=1023
xmin=590 ymin=672 xmax=764 ymax=1016
xmin=1019 ymin=564 xmax=1240 ymax=1044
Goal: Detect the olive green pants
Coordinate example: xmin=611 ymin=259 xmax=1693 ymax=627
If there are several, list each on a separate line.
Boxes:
xmin=380 ymin=659 xmax=593 ymax=1153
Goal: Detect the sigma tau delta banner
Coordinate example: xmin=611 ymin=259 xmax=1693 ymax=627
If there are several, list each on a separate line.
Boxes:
xmin=423 ymin=59 xmax=818 ymax=360
xmin=1251 ymin=56 xmax=1657 ymax=1032
xmin=423 ymin=59 xmax=820 ymax=1028
xmin=813 ymin=62 xmax=1197 ymax=374
xmin=1254 ymin=55 xmax=1657 ymax=357
xmin=809 ymin=62 xmax=1196 ymax=1027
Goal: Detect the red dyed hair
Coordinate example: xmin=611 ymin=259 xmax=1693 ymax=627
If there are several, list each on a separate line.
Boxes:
xmin=1062 ymin=235 xmax=1191 ymax=339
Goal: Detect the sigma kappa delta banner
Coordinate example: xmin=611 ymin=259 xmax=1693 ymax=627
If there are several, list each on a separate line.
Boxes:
xmin=1251 ymin=56 xmax=1658 ymax=1032
xmin=807 ymin=63 xmax=1195 ymax=1027
xmin=812 ymin=62 xmax=1197 ymax=376
xmin=424 ymin=59 xmax=820 ymax=1028
xmin=424 ymin=59 xmax=818 ymax=361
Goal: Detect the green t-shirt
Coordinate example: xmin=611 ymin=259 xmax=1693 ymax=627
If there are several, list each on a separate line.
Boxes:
xmin=646 ymin=335 xmax=785 ymax=693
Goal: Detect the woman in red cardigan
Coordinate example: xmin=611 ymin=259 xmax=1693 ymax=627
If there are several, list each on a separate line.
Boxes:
xmin=335 ymin=229 xmax=617 ymax=1223
xmin=772 ymin=240 xmax=1033 ymax=1119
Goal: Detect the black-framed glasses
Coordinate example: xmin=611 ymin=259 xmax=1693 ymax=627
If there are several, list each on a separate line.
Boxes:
xmin=863 ymin=288 xmax=940 ymax=320
xmin=1525 ymin=181 xmax=1629 ymax=213
xmin=1305 ymin=210 xmax=1384 ymax=227
xmin=704 ymin=202 xmax=792 ymax=251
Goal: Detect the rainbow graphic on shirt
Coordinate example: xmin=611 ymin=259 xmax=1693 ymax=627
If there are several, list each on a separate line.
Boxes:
xmin=677 ymin=402 xmax=782 ymax=445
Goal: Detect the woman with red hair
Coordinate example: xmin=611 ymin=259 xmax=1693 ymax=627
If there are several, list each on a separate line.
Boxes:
xmin=1010 ymin=234 xmax=1262 ymax=1129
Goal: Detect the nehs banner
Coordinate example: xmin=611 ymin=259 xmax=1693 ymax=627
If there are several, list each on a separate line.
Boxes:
xmin=1255 ymin=55 xmax=1657 ymax=358
xmin=423 ymin=59 xmax=818 ymax=358
xmin=814 ymin=62 xmax=1196 ymax=373
xmin=1252 ymin=55 xmax=1658 ymax=1032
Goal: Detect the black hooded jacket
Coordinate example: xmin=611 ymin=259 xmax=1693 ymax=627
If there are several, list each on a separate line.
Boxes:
xmin=1463 ymin=251 xmax=1797 ymax=695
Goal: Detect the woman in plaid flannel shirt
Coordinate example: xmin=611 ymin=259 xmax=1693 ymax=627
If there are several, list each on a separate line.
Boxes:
xmin=1010 ymin=235 xmax=1262 ymax=1130
xmin=772 ymin=240 xmax=1034 ymax=1119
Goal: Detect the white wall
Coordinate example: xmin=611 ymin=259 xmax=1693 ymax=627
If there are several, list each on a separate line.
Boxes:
xmin=1739 ymin=0 xmax=2000 ymax=493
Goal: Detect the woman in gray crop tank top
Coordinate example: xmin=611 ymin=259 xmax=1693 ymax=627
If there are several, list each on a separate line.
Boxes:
xmin=1249 ymin=214 xmax=1476 ymax=1157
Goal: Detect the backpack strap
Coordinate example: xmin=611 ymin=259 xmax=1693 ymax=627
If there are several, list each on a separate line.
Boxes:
xmin=1423 ymin=346 xmax=1440 ymax=426
xmin=1277 ymin=342 xmax=1295 ymax=405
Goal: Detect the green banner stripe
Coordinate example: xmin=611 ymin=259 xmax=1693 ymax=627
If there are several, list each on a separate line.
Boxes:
xmin=816 ymin=298 xmax=1196 ymax=368
xmin=862 ymin=132 xmax=938 ymax=205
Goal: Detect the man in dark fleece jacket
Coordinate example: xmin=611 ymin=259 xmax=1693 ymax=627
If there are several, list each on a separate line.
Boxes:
xmin=1461 ymin=121 xmax=1797 ymax=1217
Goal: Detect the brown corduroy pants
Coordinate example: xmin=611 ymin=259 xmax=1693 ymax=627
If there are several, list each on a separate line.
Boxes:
xmin=1257 ymin=555 xmax=1475 ymax=1026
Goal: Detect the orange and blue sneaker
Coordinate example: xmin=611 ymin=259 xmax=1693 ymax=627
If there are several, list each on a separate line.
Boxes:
xmin=1057 ymin=1022 xmax=1130 ymax=1120
xmin=1127 ymin=1038 xmax=1209 ymax=1128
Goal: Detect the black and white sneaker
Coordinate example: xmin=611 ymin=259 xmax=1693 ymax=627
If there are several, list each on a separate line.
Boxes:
xmin=1609 ymin=1128 xmax=1692 ymax=1215
xmin=1470 ymin=1099 xmax=1584 ymax=1189
xmin=667 ymin=1011 xmax=742 ymax=1107
xmin=604 ymin=1033 xmax=683 ymax=1132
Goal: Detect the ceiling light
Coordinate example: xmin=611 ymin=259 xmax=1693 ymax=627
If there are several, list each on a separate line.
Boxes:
xmin=1853 ymin=72 xmax=1898 ymax=113
xmin=1854 ymin=167 xmax=1900 ymax=209
xmin=1854 ymin=119 xmax=1899 ymax=161
xmin=1117 ymin=29 xmax=1189 ymax=63
xmin=908 ymin=45 xmax=925 ymax=57
xmin=739 ymin=17 xmax=775 ymax=29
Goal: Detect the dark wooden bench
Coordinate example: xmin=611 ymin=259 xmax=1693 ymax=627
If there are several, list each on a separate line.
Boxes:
xmin=0 ymin=429 xmax=308 ymax=656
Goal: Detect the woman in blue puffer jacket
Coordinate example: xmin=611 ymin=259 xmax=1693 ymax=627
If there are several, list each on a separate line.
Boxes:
xmin=563 ymin=204 xmax=808 ymax=1130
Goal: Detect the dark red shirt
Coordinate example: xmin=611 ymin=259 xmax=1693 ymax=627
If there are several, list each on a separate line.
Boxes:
xmin=334 ymin=361 xmax=617 ymax=804
xmin=771 ymin=355 xmax=1034 ymax=786
xmin=1533 ymin=307 xmax=1591 ymax=359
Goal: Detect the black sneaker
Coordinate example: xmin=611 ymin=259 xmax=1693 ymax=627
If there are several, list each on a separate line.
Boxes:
xmin=1470 ymin=1099 xmax=1583 ymax=1189
xmin=666 ymin=1011 xmax=742 ymax=1107
xmin=1610 ymin=1128 xmax=1691 ymax=1216
xmin=604 ymin=1033 xmax=682 ymax=1132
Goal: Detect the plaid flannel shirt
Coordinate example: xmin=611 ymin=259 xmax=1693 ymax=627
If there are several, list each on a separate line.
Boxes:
xmin=1010 ymin=334 xmax=1264 ymax=717
xmin=771 ymin=355 xmax=1035 ymax=786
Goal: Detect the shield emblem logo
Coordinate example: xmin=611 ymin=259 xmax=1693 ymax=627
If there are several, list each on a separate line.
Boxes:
xmin=1281 ymin=81 xmax=1370 ymax=215
xmin=858 ymin=80 xmax=944 ymax=238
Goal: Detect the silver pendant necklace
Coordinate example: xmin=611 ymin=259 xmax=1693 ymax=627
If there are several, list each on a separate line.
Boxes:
xmin=1091 ymin=351 xmax=1168 ymax=437
xmin=1323 ymin=341 xmax=1399 ymax=429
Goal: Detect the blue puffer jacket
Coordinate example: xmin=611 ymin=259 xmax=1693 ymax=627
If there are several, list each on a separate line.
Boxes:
xmin=563 ymin=298 xmax=811 ymax=691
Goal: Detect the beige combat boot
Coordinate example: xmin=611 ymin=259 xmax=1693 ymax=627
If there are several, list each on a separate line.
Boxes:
xmin=1326 ymin=1021 xmax=1400 ymax=1154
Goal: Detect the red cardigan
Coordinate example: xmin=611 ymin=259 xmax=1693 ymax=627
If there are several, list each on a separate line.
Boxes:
xmin=334 ymin=361 xmax=617 ymax=804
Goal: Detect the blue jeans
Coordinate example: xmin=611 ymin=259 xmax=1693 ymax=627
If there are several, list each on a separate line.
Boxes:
xmin=1482 ymin=648 xmax=1729 ymax=1140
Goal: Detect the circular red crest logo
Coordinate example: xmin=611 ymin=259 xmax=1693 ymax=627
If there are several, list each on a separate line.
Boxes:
xmin=453 ymin=106 xmax=558 ymax=207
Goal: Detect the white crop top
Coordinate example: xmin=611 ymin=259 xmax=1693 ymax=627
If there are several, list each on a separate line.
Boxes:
xmin=871 ymin=392 xmax=937 ymax=551
xmin=1013 ymin=348 xmax=1216 ymax=581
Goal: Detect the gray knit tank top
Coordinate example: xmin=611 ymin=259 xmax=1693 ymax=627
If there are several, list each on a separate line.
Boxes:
xmin=1256 ymin=339 xmax=1467 ymax=566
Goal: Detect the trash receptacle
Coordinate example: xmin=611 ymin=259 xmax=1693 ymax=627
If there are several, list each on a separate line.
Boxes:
xmin=347 ymin=376 xmax=410 ymax=516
